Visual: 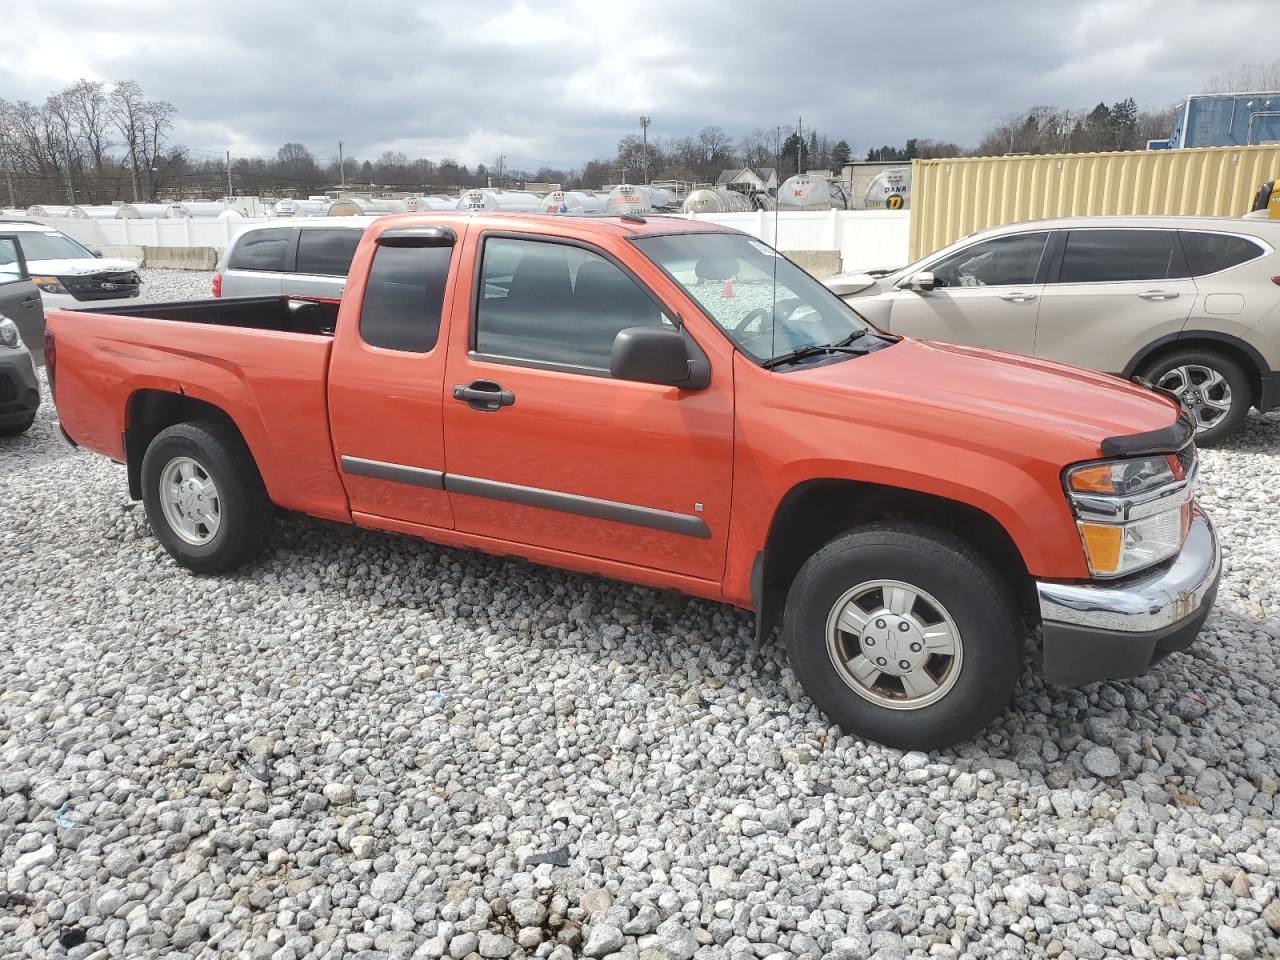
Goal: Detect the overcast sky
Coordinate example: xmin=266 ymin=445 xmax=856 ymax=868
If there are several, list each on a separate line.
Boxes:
xmin=4 ymin=0 xmax=1275 ymax=170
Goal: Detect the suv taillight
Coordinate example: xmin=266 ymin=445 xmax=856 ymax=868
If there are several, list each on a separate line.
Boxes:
xmin=212 ymin=273 xmax=222 ymax=297
xmin=43 ymin=329 xmax=56 ymax=398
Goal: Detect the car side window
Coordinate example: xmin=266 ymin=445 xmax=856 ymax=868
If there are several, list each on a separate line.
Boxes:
xmin=474 ymin=236 xmax=670 ymax=371
xmin=0 ymin=238 xmax=23 ymax=284
xmin=227 ymin=227 xmax=292 ymax=272
xmin=1057 ymin=230 xmax=1186 ymax=283
xmin=358 ymin=243 xmax=452 ymax=352
xmin=296 ymin=228 xmax=363 ymax=276
xmin=1180 ymin=232 xmax=1265 ymax=276
xmin=928 ymin=232 xmax=1048 ymax=288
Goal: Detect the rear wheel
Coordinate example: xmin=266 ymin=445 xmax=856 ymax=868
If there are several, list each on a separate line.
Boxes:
xmin=141 ymin=420 xmax=273 ymax=573
xmin=1140 ymin=348 xmax=1251 ymax=446
xmin=783 ymin=523 xmax=1021 ymax=750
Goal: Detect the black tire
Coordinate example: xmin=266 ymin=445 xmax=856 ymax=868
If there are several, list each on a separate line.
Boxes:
xmin=1138 ymin=348 xmax=1251 ymax=446
xmin=141 ymin=420 xmax=273 ymax=573
xmin=0 ymin=414 xmax=36 ymax=437
xmin=783 ymin=523 xmax=1021 ymax=751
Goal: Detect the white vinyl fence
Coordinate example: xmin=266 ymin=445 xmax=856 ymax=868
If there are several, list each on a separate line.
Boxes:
xmin=27 ymin=210 xmax=913 ymax=273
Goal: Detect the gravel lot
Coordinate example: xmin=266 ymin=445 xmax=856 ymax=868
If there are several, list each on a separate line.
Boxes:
xmin=2 ymin=268 xmax=1279 ymax=960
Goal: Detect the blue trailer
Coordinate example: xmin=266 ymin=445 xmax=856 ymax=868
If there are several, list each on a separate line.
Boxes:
xmin=1148 ymin=92 xmax=1280 ymax=150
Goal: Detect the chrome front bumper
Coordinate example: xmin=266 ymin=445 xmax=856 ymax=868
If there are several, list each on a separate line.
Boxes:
xmin=1036 ymin=507 xmax=1220 ymax=685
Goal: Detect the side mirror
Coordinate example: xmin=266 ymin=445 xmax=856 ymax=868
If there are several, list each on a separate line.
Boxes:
xmin=907 ymin=271 xmax=936 ymax=292
xmin=610 ymin=326 xmax=694 ymax=387
xmin=92 ymin=250 xmax=103 ymax=258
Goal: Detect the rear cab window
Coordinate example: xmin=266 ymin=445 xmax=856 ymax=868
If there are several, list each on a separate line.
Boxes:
xmin=359 ymin=243 xmax=453 ymax=352
xmin=1055 ymin=230 xmax=1186 ymax=283
xmin=296 ymin=228 xmax=363 ymax=276
xmin=1179 ymin=232 xmax=1266 ymax=276
xmin=228 ymin=227 xmax=292 ymax=272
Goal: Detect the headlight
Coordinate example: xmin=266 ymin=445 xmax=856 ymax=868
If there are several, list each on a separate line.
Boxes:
xmin=1066 ymin=454 xmax=1194 ymax=578
xmin=31 ymin=276 xmax=70 ymax=295
xmin=0 ymin=316 xmax=19 ymax=348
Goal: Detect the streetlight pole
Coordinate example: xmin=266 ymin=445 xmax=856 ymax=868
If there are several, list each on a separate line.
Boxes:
xmin=339 ymin=141 xmax=345 ymax=188
xmin=639 ymin=115 xmax=651 ymax=185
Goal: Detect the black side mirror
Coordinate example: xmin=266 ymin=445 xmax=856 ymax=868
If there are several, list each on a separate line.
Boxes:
xmin=92 ymin=250 xmax=103 ymax=258
xmin=610 ymin=326 xmax=696 ymax=387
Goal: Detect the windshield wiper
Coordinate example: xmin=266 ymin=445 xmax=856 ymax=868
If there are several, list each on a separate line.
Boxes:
xmin=762 ymin=330 xmax=885 ymax=369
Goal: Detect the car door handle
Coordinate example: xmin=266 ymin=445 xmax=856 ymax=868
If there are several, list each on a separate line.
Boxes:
xmin=20 ymin=295 xmax=39 ymax=308
xmin=453 ymin=379 xmax=515 ymax=412
xmin=1137 ymin=290 xmax=1179 ymax=301
xmin=998 ymin=292 xmax=1037 ymax=303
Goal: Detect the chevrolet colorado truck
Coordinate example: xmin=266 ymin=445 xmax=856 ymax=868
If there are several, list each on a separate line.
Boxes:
xmin=45 ymin=214 xmax=1220 ymax=750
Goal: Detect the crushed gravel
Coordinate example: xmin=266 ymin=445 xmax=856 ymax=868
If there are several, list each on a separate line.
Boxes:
xmin=1 ymin=274 xmax=1278 ymax=960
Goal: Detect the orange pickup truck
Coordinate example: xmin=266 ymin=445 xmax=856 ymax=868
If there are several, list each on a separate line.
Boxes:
xmin=46 ymin=213 xmax=1220 ymax=749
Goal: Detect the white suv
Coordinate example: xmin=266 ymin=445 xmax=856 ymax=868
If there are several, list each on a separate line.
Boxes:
xmin=0 ymin=220 xmax=142 ymax=310
xmin=826 ymin=215 xmax=1280 ymax=444
xmin=215 ymin=217 xmax=375 ymax=300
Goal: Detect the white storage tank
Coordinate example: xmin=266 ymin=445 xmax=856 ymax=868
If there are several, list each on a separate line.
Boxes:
xmin=777 ymin=174 xmax=834 ymax=211
xmin=541 ymin=190 xmax=605 ymax=214
xmin=605 ymin=184 xmax=678 ymax=215
xmin=115 ymin=202 xmax=184 ymax=218
xmin=329 ymin=197 xmax=400 ymax=216
xmin=862 ymin=167 xmax=911 ymax=210
xmin=681 ymin=189 xmax=754 ymax=214
xmin=181 ymin=200 xmax=228 ymax=218
xmin=400 ymin=195 xmax=458 ymax=212
xmin=456 ymin=189 xmax=543 ymax=213
xmin=26 ymin=204 xmax=78 ymax=217
xmin=272 ymin=199 xmax=301 ymax=217
xmin=76 ymin=205 xmax=122 ymax=219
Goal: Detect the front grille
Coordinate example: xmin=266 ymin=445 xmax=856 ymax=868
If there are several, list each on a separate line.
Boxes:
xmin=64 ymin=270 xmax=141 ymax=302
xmin=1176 ymin=444 xmax=1197 ymax=478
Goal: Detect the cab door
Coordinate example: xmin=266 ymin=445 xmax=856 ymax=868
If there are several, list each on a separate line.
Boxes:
xmin=439 ymin=229 xmax=734 ymax=582
xmin=884 ymin=230 xmax=1050 ymax=356
xmin=326 ymin=224 xmax=462 ymax=528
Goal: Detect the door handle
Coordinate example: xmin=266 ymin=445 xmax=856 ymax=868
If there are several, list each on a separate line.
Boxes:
xmin=1137 ymin=290 xmax=1179 ymax=301
xmin=20 ymin=296 xmax=39 ymax=308
xmin=453 ymin=379 xmax=515 ymax=412
xmin=998 ymin=292 xmax=1037 ymax=303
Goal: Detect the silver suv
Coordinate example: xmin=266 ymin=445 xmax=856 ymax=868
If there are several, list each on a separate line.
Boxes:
xmin=215 ymin=217 xmax=375 ymax=301
xmin=827 ymin=216 xmax=1280 ymax=444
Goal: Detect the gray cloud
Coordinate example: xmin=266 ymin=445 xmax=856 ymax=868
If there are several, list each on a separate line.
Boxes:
xmin=2 ymin=0 xmax=1273 ymax=168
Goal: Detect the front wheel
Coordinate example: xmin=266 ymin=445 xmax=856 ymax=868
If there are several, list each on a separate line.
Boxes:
xmin=783 ymin=523 xmax=1021 ymax=750
xmin=141 ymin=420 xmax=273 ymax=573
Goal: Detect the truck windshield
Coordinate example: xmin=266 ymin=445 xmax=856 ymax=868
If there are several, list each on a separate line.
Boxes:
xmin=19 ymin=231 xmax=96 ymax=261
xmin=632 ymin=232 xmax=876 ymax=364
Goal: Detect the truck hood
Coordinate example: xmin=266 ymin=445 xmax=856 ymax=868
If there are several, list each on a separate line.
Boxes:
xmin=796 ymin=337 xmax=1182 ymax=452
xmin=28 ymin=257 xmax=139 ymax=277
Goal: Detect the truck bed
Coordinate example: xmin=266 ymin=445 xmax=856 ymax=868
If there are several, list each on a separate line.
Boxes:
xmin=76 ymin=296 xmax=339 ymax=337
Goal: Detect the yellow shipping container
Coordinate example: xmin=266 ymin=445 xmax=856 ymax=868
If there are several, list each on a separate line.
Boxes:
xmin=909 ymin=145 xmax=1280 ymax=260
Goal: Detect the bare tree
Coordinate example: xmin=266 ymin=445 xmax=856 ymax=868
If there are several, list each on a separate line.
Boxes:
xmin=1205 ymin=60 xmax=1280 ymax=93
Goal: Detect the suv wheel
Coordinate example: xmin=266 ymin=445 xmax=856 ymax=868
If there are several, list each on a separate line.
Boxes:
xmin=1140 ymin=348 xmax=1251 ymax=446
xmin=141 ymin=420 xmax=273 ymax=572
xmin=783 ymin=523 xmax=1021 ymax=751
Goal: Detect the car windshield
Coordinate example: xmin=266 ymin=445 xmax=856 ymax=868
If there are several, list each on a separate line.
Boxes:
xmin=632 ymin=232 xmax=876 ymax=363
xmin=19 ymin=231 xmax=96 ymax=261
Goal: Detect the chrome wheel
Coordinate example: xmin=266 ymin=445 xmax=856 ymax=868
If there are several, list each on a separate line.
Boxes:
xmin=1157 ymin=364 xmax=1232 ymax=432
xmin=158 ymin=456 xmax=221 ymax=546
xmin=825 ymin=579 xmax=963 ymax=711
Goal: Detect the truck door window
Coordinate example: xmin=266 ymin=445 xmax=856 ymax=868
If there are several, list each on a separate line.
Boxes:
xmin=1057 ymin=230 xmax=1187 ymax=283
xmin=475 ymin=236 xmax=670 ymax=371
xmin=296 ymin=228 xmax=363 ymax=276
xmin=0 ymin=238 xmax=22 ymax=283
xmin=929 ymin=233 xmax=1048 ymax=287
xmin=228 ymin=227 xmax=292 ymax=272
xmin=359 ymin=243 xmax=451 ymax=352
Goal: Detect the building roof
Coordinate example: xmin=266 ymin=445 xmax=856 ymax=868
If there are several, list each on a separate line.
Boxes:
xmin=715 ymin=167 xmax=778 ymax=187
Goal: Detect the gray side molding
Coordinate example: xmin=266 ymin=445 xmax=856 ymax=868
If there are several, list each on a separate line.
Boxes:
xmin=447 ymin=474 xmax=711 ymax=539
xmin=340 ymin=456 xmax=444 ymax=490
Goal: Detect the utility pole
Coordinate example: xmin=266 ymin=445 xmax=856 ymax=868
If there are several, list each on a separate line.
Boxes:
xmin=797 ymin=116 xmax=803 ymax=175
xmin=338 ymin=141 xmax=345 ymax=188
xmin=639 ymin=115 xmax=650 ymax=184
xmin=4 ymin=170 xmax=14 ymax=208
xmin=497 ymin=154 xmax=504 ymax=187
xmin=226 ymin=150 xmax=233 ymax=198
